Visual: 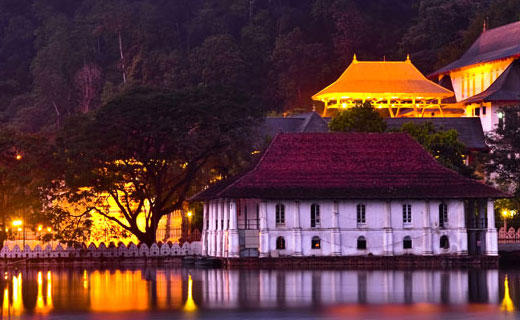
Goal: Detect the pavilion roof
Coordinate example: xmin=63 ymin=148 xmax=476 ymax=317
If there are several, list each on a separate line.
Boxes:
xmin=431 ymin=21 xmax=520 ymax=77
xmin=192 ymin=133 xmax=507 ymax=201
xmin=312 ymin=57 xmax=453 ymax=101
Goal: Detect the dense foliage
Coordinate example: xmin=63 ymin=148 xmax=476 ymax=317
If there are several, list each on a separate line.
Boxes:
xmin=328 ymin=102 xmax=387 ymax=133
xmin=55 ymin=86 xmax=260 ymax=245
xmin=2 ymin=0 xmax=520 ymax=132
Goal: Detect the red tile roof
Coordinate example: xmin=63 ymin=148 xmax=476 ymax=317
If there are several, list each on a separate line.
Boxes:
xmin=192 ymin=133 xmax=507 ymax=200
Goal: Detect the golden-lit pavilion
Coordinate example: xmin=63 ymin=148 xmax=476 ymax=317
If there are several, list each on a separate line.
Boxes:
xmin=313 ymin=55 xmax=456 ymax=117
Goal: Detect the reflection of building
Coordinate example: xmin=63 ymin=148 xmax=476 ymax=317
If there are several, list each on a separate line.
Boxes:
xmin=430 ymin=21 xmax=520 ymax=133
xmin=195 ymin=133 xmax=506 ymax=258
xmin=196 ymin=269 xmax=499 ymax=308
xmin=312 ymin=55 xmax=456 ymax=117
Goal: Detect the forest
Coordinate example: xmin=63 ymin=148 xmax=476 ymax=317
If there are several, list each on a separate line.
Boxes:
xmin=1 ymin=0 xmax=520 ymax=133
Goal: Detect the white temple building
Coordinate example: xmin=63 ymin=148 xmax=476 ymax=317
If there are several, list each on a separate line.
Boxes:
xmin=192 ymin=133 xmax=507 ymax=258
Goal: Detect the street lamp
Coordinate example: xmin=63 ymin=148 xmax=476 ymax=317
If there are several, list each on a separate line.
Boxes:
xmin=502 ymin=209 xmax=516 ymax=232
xmin=186 ymin=211 xmax=193 ymax=241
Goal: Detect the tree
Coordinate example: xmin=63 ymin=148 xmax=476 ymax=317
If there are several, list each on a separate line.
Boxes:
xmin=399 ymin=121 xmax=474 ymax=177
xmin=328 ymin=101 xmax=387 ymax=133
xmin=0 ymin=126 xmax=50 ymax=248
xmin=486 ymin=106 xmax=520 ymax=196
xmin=56 ymin=86 xmax=260 ymax=245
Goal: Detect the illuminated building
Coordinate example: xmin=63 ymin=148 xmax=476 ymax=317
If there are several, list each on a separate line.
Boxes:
xmin=313 ymin=55 xmax=455 ymax=118
xmin=430 ymin=21 xmax=520 ymax=133
xmin=194 ymin=133 xmax=506 ymax=258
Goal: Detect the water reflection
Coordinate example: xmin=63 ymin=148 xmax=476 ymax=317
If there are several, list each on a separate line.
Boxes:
xmin=0 ymin=267 xmax=517 ymax=318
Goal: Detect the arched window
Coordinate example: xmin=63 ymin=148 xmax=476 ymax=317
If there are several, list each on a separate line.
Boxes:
xmin=403 ymin=236 xmax=412 ymax=249
xmin=357 ymin=236 xmax=367 ymax=250
xmin=276 ymin=203 xmax=285 ymax=226
xmin=402 ymin=204 xmax=412 ymax=224
xmin=357 ymin=204 xmax=366 ymax=225
xmin=276 ymin=236 xmax=285 ymax=250
xmin=311 ymin=236 xmax=321 ymax=249
xmin=311 ymin=204 xmax=320 ymax=228
xmin=440 ymin=235 xmax=449 ymax=250
xmin=439 ymin=202 xmax=448 ymax=228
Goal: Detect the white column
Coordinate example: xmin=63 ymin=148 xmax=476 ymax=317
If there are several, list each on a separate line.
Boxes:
xmin=223 ymin=199 xmax=230 ymax=257
xmin=228 ymin=200 xmax=240 ymax=257
xmin=292 ymin=201 xmax=303 ymax=256
xmin=216 ymin=200 xmax=223 ymax=257
xmin=202 ymin=202 xmax=209 ymax=256
xmin=331 ymin=201 xmax=341 ymax=256
xmin=383 ymin=201 xmax=394 ymax=256
xmin=486 ymin=199 xmax=498 ymax=256
xmin=457 ymin=200 xmax=468 ymax=255
xmin=208 ymin=201 xmax=214 ymax=256
xmin=423 ymin=201 xmax=433 ymax=255
xmin=259 ymin=201 xmax=270 ymax=257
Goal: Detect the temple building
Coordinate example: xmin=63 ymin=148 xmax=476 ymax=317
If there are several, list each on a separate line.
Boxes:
xmin=312 ymin=55 xmax=456 ymax=118
xmin=193 ymin=133 xmax=506 ymax=258
xmin=430 ymin=21 xmax=520 ymax=132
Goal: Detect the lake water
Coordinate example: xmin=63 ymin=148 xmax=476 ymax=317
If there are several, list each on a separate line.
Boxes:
xmin=0 ymin=266 xmax=519 ymax=319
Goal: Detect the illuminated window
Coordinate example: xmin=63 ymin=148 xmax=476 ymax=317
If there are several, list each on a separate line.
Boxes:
xmin=439 ymin=202 xmax=448 ymax=228
xmin=357 ymin=204 xmax=366 ymax=225
xmin=440 ymin=235 xmax=449 ymax=249
xmin=310 ymin=204 xmax=320 ymax=227
xmin=311 ymin=236 xmax=321 ymax=249
xmin=276 ymin=236 xmax=285 ymax=250
xmin=481 ymin=72 xmax=484 ymax=92
xmin=357 ymin=236 xmax=367 ymax=250
xmin=275 ymin=203 xmax=285 ymax=226
xmin=403 ymin=236 xmax=412 ymax=249
xmin=402 ymin=204 xmax=412 ymax=224
xmin=472 ymin=74 xmax=476 ymax=96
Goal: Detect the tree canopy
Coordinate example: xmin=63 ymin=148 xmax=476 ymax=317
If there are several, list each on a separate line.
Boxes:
xmin=328 ymin=102 xmax=387 ymax=133
xmin=55 ymin=86 xmax=260 ymax=245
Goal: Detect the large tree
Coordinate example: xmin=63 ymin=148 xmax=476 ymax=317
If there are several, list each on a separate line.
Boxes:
xmin=56 ymin=86 xmax=260 ymax=245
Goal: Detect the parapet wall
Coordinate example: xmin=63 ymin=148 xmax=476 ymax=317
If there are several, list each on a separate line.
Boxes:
xmin=0 ymin=241 xmax=202 ymax=259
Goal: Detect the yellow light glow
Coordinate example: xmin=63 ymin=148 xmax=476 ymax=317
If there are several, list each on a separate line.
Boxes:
xmin=502 ymin=210 xmax=516 ymax=219
xmin=46 ymin=271 xmax=53 ymax=308
xmin=251 ymin=150 xmax=261 ymax=155
xmin=17 ymin=228 xmax=22 ymax=232
xmin=183 ymin=275 xmax=197 ymax=312
xmin=341 ymin=103 xmax=347 ymax=108
xmin=502 ymin=275 xmax=515 ymax=312
xmin=47 ymin=227 xmax=52 ymax=232
xmin=12 ymin=220 xmax=22 ymax=227
xmin=187 ymin=211 xmax=193 ymax=218
xmin=15 ymin=154 xmax=22 ymax=160
xmin=38 ymin=225 xmax=43 ymax=231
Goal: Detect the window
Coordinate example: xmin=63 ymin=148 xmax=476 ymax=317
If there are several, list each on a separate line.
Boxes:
xmin=475 ymin=107 xmax=480 ymax=116
xmin=402 ymin=204 xmax=412 ymax=224
xmin=206 ymin=220 xmax=209 ymax=230
xmin=311 ymin=236 xmax=321 ymax=249
xmin=439 ymin=202 xmax=448 ymax=228
xmin=276 ymin=203 xmax=285 ymax=226
xmin=311 ymin=204 xmax=320 ymax=227
xmin=357 ymin=204 xmax=366 ymax=225
xmin=357 ymin=236 xmax=367 ymax=250
xmin=276 ymin=236 xmax=285 ymax=250
xmin=440 ymin=235 xmax=449 ymax=250
xmin=482 ymin=106 xmax=487 ymax=115
xmin=403 ymin=236 xmax=412 ymax=249
xmin=215 ymin=219 xmax=218 ymax=230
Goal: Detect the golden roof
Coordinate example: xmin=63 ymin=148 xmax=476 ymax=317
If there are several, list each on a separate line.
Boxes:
xmin=313 ymin=56 xmax=454 ymax=101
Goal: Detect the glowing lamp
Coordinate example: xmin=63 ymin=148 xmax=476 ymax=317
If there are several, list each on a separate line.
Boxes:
xmin=498 ymin=111 xmax=504 ymax=119
xmin=341 ymin=103 xmax=347 ymax=108
xmin=12 ymin=220 xmax=22 ymax=227
xmin=47 ymin=227 xmax=52 ymax=232
xmin=15 ymin=154 xmax=22 ymax=160
xmin=37 ymin=225 xmax=43 ymax=232
xmin=187 ymin=211 xmax=193 ymax=218
xmin=17 ymin=228 xmax=21 ymax=232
